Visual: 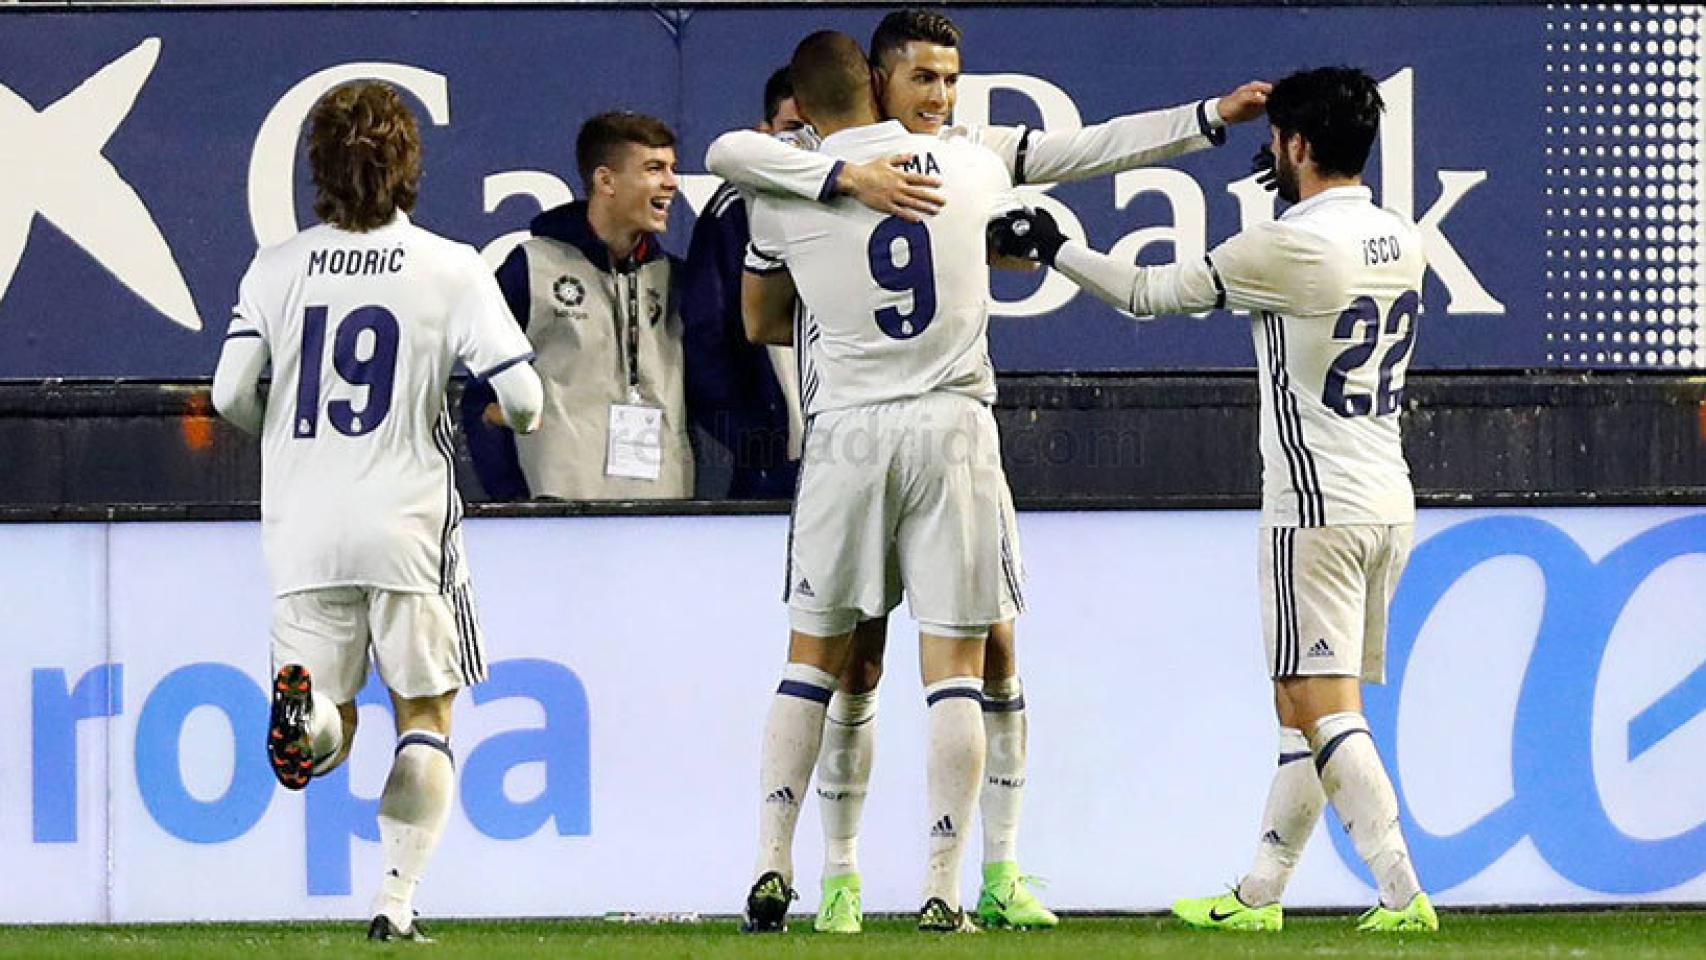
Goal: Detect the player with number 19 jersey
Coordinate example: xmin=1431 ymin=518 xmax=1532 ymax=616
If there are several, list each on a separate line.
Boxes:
xmin=744 ymin=121 xmax=1021 ymax=416
xmin=228 ymin=213 xmax=534 ymax=598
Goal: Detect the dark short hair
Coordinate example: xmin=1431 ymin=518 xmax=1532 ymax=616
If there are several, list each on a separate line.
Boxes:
xmin=869 ymin=8 xmax=961 ymax=70
xmin=575 ymin=111 xmax=676 ymax=190
xmin=308 ymin=82 xmax=420 ymax=232
xmin=1267 ymin=67 xmax=1385 ymax=178
xmin=789 ymin=31 xmax=872 ymax=120
xmin=763 ymin=66 xmax=794 ymax=124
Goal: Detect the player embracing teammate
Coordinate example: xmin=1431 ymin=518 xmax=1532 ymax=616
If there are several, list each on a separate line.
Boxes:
xmin=994 ymin=65 xmax=1438 ymax=933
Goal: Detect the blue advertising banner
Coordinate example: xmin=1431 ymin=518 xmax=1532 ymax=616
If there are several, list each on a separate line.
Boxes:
xmin=0 ymin=4 xmax=1699 ymax=376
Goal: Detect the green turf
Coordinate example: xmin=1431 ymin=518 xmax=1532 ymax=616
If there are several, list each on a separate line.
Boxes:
xmin=1 ymin=912 xmax=1702 ymax=959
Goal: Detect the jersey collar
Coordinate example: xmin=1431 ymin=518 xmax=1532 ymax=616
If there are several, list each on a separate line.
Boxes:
xmin=819 ymin=119 xmax=910 ymax=153
xmin=1280 ymin=185 xmax=1372 ymax=221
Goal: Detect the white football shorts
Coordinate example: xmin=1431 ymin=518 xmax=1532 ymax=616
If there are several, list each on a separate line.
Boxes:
xmin=1259 ymin=523 xmax=1412 ymax=683
xmin=270 ymin=583 xmax=486 ymax=702
xmin=785 ymin=392 xmax=1019 ymax=639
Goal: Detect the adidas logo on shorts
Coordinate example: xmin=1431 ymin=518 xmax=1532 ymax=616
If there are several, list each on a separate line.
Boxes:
xmin=795 ymin=578 xmax=815 ymax=598
xmin=929 ymin=815 xmax=956 ymax=838
xmin=1306 ymin=638 xmax=1333 ymax=658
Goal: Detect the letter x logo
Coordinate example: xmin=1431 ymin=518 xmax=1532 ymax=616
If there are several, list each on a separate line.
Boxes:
xmin=0 ymin=38 xmax=200 ymax=330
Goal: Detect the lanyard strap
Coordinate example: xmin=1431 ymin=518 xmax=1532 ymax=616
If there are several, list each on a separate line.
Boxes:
xmin=623 ymin=270 xmax=641 ymax=393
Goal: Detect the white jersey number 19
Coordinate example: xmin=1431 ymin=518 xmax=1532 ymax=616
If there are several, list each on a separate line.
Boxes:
xmin=294 ymin=303 xmax=401 ymax=439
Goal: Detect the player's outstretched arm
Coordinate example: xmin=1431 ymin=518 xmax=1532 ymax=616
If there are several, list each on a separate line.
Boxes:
xmin=989 ymin=206 xmax=1221 ymax=318
xmin=985 ymin=81 xmax=1271 ymax=186
xmin=706 ymin=129 xmax=945 ymax=221
xmin=210 ymin=333 xmax=269 ymax=435
xmin=487 ymin=363 xmax=543 ymax=434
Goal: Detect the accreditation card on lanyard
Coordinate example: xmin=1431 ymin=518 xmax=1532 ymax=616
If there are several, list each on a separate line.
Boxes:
xmin=607 ymin=271 xmax=663 ymax=481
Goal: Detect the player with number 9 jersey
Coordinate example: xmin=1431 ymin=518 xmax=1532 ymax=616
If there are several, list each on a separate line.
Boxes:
xmin=224 ymin=215 xmax=536 ymax=598
xmin=744 ymin=125 xmax=1020 ymax=419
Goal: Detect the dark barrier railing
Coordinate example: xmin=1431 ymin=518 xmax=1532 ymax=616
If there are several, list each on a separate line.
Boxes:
xmin=1 ymin=373 xmax=1702 ymax=517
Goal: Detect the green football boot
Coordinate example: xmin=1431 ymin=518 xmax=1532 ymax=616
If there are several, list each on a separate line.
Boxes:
xmin=1171 ymin=889 xmax=1283 ymax=932
xmin=1356 ymin=892 xmax=1439 ymax=932
xmin=975 ymin=861 xmax=1059 ymax=929
xmin=814 ymin=873 xmax=862 ymax=934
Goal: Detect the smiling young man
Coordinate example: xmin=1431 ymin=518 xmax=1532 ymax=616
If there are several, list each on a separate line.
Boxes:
xmin=463 ymin=111 xmax=693 ymax=500
xmin=706 ymin=7 xmax=1271 ymax=935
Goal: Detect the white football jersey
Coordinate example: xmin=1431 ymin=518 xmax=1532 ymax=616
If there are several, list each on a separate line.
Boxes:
xmin=1206 ymin=186 xmax=1427 ymax=527
xmin=744 ymin=121 xmax=1021 ymax=416
xmin=230 ymin=213 xmax=533 ymax=596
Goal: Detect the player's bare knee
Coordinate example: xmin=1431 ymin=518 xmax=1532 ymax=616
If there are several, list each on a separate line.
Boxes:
xmin=1274 ymin=676 xmax=1360 ymax=734
xmin=390 ymin=688 xmax=456 ymax=737
xmin=840 ymin=617 xmax=888 ymax=692
xmin=983 ymin=618 xmax=1019 ymax=684
xmin=788 ymin=629 xmax=856 ymax=678
xmin=918 ymin=626 xmax=987 ymax=685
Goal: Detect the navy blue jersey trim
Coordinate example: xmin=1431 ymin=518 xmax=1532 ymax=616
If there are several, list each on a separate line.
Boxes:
xmin=817 ymin=160 xmax=846 ymax=204
xmin=1013 ymin=126 xmax=1034 ymax=186
xmin=1196 ymin=100 xmax=1227 ymax=146
xmin=474 ymin=350 xmax=536 ymax=381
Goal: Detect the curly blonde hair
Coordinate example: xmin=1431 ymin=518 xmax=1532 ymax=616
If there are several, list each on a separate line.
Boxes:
xmin=308 ymin=82 xmax=421 ymax=232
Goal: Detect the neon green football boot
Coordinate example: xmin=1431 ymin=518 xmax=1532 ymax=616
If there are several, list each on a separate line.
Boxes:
xmin=975 ymin=861 xmax=1059 ymax=929
xmin=1171 ymin=889 xmax=1283 ymax=932
xmin=1356 ymin=892 xmax=1439 ymax=932
xmin=814 ymin=873 xmax=862 ymax=934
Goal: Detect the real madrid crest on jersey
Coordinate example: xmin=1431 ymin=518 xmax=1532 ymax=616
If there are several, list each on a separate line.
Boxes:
xmin=552 ymin=275 xmax=586 ymax=315
xmin=645 ymin=287 xmax=663 ymax=326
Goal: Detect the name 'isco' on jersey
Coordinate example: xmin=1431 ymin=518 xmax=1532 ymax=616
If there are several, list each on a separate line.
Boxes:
xmin=229 ymin=213 xmax=533 ymax=597
xmin=744 ymin=120 xmax=1021 ymax=416
xmin=1206 ymin=186 xmax=1427 ymax=528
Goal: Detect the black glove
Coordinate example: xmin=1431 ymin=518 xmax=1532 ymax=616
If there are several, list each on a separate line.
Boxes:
xmin=988 ymin=206 xmax=1067 ymax=267
xmin=1252 ymin=143 xmax=1278 ymax=193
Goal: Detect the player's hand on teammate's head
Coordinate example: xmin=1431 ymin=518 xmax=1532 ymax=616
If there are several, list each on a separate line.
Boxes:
xmin=1216 ymin=80 xmax=1273 ymax=125
xmin=988 ymin=206 xmax=1066 ymax=267
xmin=840 ymin=154 xmax=946 ymax=222
xmin=1252 ymin=144 xmax=1279 ymax=193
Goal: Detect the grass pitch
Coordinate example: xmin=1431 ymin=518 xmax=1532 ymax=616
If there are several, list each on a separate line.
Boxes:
xmin=1 ymin=911 xmax=1702 ymax=959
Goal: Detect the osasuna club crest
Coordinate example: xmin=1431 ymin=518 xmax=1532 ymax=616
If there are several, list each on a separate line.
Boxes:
xmin=645 ymin=288 xmax=663 ymax=325
xmin=553 ymin=275 xmax=586 ymax=311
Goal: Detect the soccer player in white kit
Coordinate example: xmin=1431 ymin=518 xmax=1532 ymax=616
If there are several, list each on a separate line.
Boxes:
xmin=991 ymin=66 xmax=1438 ymax=933
xmin=738 ymin=30 xmax=1025 ymax=934
xmin=210 ymin=82 xmax=543 ymax=942
xmin=709 ymin=10 xmax=1273 ymax=932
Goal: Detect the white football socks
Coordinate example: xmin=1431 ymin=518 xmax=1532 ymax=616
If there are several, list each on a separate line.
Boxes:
xmin=372 ymin=730 xmax=455 ymax=931
xmin=980 ymin=675 xmax=1027 ymax=868
xmin=307 ymin=690 xmax=345 ymax=775
xmin=818 ymin=689 xmax=876 ymax=880
xmin=1310 ymin=712 xmax=1422 ymax=909
xmin=755 ymin=662 xmax=838 ymax=884
xmin=1237 ymin=726 xmax=1326 ymax=907
xmin=922 ymin=677 xmax=986 ymax=909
